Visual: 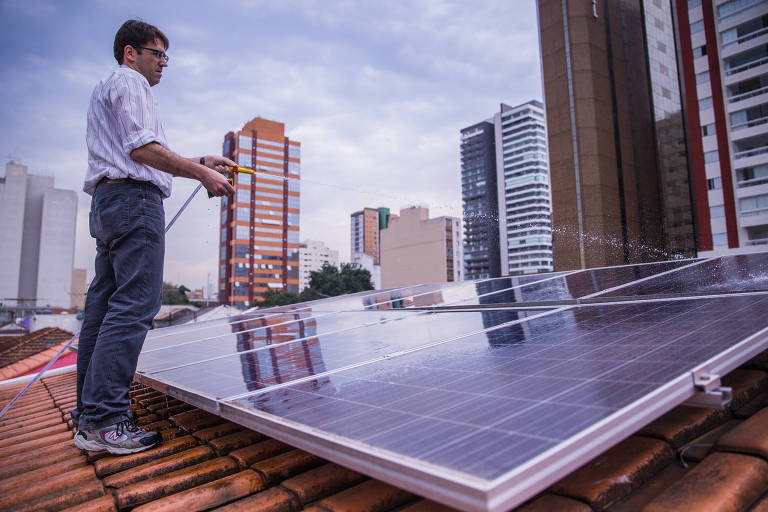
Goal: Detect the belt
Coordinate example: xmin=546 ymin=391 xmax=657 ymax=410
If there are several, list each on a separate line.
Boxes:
xmin=102 ymin=178 xmax=129 ymax=184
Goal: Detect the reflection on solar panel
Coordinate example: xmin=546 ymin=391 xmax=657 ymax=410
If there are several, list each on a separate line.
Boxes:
xmin=138 ymin=254 xmax=768 ymax=512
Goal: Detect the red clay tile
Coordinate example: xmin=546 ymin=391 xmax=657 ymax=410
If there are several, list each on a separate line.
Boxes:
xmin=677 ymin=419 xmax=741 ymax=463
xmin=138 ymin=395 xmax=168 ymax=408
xmin=308 ymin=479 xmax=415 ymax=512
xmin=734 ymin=389 xmax=768 ymax=419
xmin=0 ymin=465 xmax=99 ymax=509
xmin=152 ymin=403 xmax=194 ymax=417
xmin=169 ymin=409 xmax=225 ymax=432
xmin=0 ymin=454 xmax=88 ymax=494
xmin=114 ymin=456 xmax=239 ymax=509
xmin=642 ymin=452 xmax=768 ymax=512
xmin=158 ymin=427 xmax=185 ymax=441
xmin=0 ymin=414 xmax=64 ymax=436
xmin=0 ymin=447 xmax=83 ymax=480
xmin=129 ymin=469 xmax=266 ymax=512
xmin=208 ymin=429 xmax=267 ymax=455
xmin=229 ymin=438 xmax=292 ymax=469
xmin=0 ymin=438 xmax=78 ymax=466
xmin=746 ymin=352 xmax=768 ymax=372
xmin=638 ymin=406 xmax=730 ymax=448
xmin=2 ymin=477 xmax=104 ymax=512
xmin=103 ymin=445 xmax=215 ymax=488
xmin=0 ymin=422 xmax=70 ymax=449
xmin=398 ymin=500 xmax=459 ymax=511
xmin=0 ymin=429 xmax=72 ymax=459
xmin=191 ymin=421 xmax=244 ymax=442
xmin=212 ymin=486 xmax=302 ymax=512
xmin=59 ymin=494 xmax=117 ymax=512
xmin=140 ymin=419 xmax=172 ymax=431
xmin=550 ymin=436 xmax=673 ymax=510
xmin=251 ymin=449 xmax=325 ymax=484
xmin=722 ymin=369 xmax=768 ymax=411
xmin=136 ymin=414 xmax=161 ymax=426
xmin=607 ymin=462 xmax=691 ymax=512
xmin=281 ymin=463 xmax=367 ymax=504
xmin=93 ymin=435 xmax=198 ymax=477
xmin=715 ymin=406 xmax=768 ymax=459
xmin=514 ymin=494 xmax=592 ymax=512
xmin=751 ymin=494 xmax=768 ymax=512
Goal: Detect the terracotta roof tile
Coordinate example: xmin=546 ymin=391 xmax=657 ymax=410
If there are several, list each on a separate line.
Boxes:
xmin=641 ymin=452 xmax=768 ymax=512
xmin=734 ymin=389 xmax=768 ymax=419
xmin=549 ymin=436 xmax=673 ymax=510
xmin=192 ymin=421 xmax=246 ymax=442
xmin=208 ymin=428 xmax=267 ymax=455
xmin=304 ymin=479 xmax=416 ymax=512
xmin=398 ymin=499 xmax=459 ymax=511
xmin=6 ymin=478 xmax=104 ymax=512
xmin=515 ymin=494 xmax=592 ymax=512
xmin=59 ymin=494 xmax=117 ymax=512
xmin=213 ymin=486 xmax=302 ymax=512
xmin=130 ymin=469 xmax=266 ymax=512
xmin=1 ymin=465 xmax=99 ymax=509
xmin=638 ymin=405 xmax=730 ymax=449
xmin=603 ymin=462 xmax=690 ymax=512
xmin=102 ymin=445 xmax=215 ymax=489
xmin=714 ymin=406 xmax=768 ymax=459
xmin=752 ymin=494 xmax=768 ymax=512
xmin=280 ymin=463 xmax=367 ymax=504
xmin=676 ymin=419 xmax=741 ymax=463
xmin=169 ymin=408 xmax=225 ymax=431
xmin=229 ymin=438 xmax=293 ymax=468
xmin=0 ymin=446 xmax=83 ymax=480
xmin=93 ymin=435 xmax=199 ymax=477
xmin=251 ymin=449 xmax=325 ymax=484
xmin=0 ymin=454 xmax=88 ymax=494
xmin=114 ymin=456 xmax=239 ymax=509
xmin=722 ymin=369 xmax=768 ymax=411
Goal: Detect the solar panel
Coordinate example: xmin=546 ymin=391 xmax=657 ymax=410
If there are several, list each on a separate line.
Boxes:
xmin=137 ymin=253 xmax=768 ymax=512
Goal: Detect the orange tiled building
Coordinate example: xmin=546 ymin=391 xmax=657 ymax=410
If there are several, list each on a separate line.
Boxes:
xmin=219 ymin=118 xmax=301 ymax=308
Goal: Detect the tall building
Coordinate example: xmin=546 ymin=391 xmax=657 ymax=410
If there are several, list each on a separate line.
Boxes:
xmin=460 ymin=101 xmax=553 ymax=278
xmin=299 ymin=240 xmax=339 ymax=291
xmin=350 ymin=207 xmax=395 ymax=289
xmin=674 ymin=0 xmax=768 ymax=253
xmin=380 ymin=206 xmax=463 ymax=288
xmin=460 ymin=121 xmax=500 ymax=280
xmin=0 ymin=162 xmax=77 ymax=309
xmin=537 ymin=0 xmax=694 ymax=269
xmin=218 ymin=118 xmax=301 ymax=308
xmin=493 ymin=101 xmax=554 ymax=275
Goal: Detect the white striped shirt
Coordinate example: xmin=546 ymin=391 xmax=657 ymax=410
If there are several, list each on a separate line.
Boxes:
xmin=84 ymin=66 xmax=172 ymax=197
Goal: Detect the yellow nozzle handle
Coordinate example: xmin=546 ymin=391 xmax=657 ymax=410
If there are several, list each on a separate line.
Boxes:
xmin=228 ymin=165 xmax=255 ymax=174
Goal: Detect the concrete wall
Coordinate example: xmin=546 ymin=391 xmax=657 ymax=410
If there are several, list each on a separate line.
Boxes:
xmin=37 ymin=189 xmax=78 ymax=308
xmin=380 ymin=207 xmax=459 ymax=288
xmin=0 ymin=163 xmax=28 ymax=305
xmin=19 ymin=174 xmax=54 ymax=302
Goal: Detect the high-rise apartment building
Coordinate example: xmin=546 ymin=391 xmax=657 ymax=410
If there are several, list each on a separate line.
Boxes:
xmin=218 ymin=118 xmax=301 ymax=308
xmin=460 ymin=121 xmax=500 ymax=280
xmin=537 ymin=0 xmax=695 ymax=269
xmin=675 ymin=0 xmax=768 ymax=253
xmin=380 ymin=206 xmax=463 ymax=288
xmin=493 ymin=101 xmax=554 ymax=275
xmin=299 ymin=240 xmax=339 ymax=291
xmin=350 ymin=207 xmax=394 ymax=289
xmin=460 ymin=101 xmax=553 ymax=278
xmin=0 ymin=162 xmax=77 ymax=309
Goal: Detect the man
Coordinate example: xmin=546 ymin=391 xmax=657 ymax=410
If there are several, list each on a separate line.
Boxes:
xmin=73 ymin=20 xmax=234 ymax=455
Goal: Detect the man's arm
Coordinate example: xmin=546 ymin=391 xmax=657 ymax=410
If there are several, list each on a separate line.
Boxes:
xmin=131 ymin=143 xmax=234 ymax=197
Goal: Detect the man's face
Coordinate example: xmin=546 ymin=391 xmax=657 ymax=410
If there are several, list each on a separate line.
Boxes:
xmin=129 ymin=38 xmax=168 ymax=86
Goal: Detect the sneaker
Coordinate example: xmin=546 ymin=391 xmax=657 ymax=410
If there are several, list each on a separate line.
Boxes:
xmin=74 ymin=419 xmax=161 ymax=455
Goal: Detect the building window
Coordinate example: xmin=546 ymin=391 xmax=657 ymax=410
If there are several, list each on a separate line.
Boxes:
xmin=288 ymin=162 xmax=300 ymax=175
xmin=695 ymin=71 xmax=709 ymax=84
xmin=238 ymin=135 xmax=251 ymax=148
xmin=238 ymin=153 xmax=252 ymax=168
xmin=710 ymin=205 xmax=726 ymax=218
xmin=712 ymin=232 xmax=728 ymax=245
xmin=693 ymin=45 xmax=707 ymax=58
xmin=702 ymin=123 xmax=716 ymax=136
xmin=708 ymin=177 xmax=722 ymax=190
xmin=740 ymin=193 xmax=768 ymax=215
xmin=236 ymin=207 xmax=251 ymax=222
xmin=237 ymin=173 xmax=251 ymax=186
xmin=690 ymin=20 xmax=704 ymax=34
xmin=236 ymin=225 xmax=249 ymax=240
xmin=289 ymin=145 xmax=301 ymax=159
xmin=236 ymin=189 xmax=250 ymax=204
xmin=699 ymin=97 xmax=713 ymax=110
xmin=687 ymin=0 xmax=701 ymax=7
xmin=704 ymin=150 xmax=719 ymax=163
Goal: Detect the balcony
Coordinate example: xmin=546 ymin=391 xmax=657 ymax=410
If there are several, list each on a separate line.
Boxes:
xmin=724 ymin=44 xmax=768 ymax=79
xmin=733 ymin=133 xmax=768 ymax=163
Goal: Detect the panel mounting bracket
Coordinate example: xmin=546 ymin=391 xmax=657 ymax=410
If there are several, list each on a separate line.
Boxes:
xmin=683 ymin=369 xmax=732 ymax=409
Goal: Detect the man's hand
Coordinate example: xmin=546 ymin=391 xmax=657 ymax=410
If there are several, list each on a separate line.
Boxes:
xmin=201 ymin=168 xmax=234 ymax=197
xmin=201 ymin=155 xmax=237 ymax=174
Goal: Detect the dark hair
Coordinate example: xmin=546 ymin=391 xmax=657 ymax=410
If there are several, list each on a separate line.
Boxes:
xmin=113 ymin=20 xmax=169 ymax=65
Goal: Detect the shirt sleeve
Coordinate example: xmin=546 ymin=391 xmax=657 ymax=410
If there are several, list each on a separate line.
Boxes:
xmin=109 ymin=75 xmax=164 ymax=154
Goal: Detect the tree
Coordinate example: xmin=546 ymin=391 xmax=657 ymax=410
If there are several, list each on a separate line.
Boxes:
xmin=162 ymin=282 xmax=191 ymax=305
xmin=253 ymin=263 xmax=374 ymax=308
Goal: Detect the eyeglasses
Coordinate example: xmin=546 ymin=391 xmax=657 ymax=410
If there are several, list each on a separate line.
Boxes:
xmin=133 ymin=46 xmax=169 ymax=62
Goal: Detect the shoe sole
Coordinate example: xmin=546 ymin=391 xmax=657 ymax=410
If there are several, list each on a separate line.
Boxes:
xmin=74 ymin=435 xmax=160 ymax=455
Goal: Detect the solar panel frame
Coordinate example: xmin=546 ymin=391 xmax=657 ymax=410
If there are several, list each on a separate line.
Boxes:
xmin=135 ymin=254 xmax=768 ymax=512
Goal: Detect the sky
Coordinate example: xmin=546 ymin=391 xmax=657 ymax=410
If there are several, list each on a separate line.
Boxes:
xmin=0 ymin=0 xmax=543 ymax=292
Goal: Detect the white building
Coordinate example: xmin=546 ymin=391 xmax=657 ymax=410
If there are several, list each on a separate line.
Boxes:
xmin=0 ymin=162 xmax=77 ymax=309
xmin=683 ymin=0 xmax=768 ymax=253
xmin=299 ymin=240 xmax=339 ymax=291
xmin=493 ymin=101 xmax=554 ymax=275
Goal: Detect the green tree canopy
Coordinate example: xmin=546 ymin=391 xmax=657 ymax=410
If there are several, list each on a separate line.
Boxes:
xmin=254 ymin=263 xmax=374 ymax=308
xmin=162 ymin=282 xmax=190 ymax=305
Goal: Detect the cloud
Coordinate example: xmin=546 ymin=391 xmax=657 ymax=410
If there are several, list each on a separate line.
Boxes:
xmin=0 ymin=0 xmax=542 ymax=291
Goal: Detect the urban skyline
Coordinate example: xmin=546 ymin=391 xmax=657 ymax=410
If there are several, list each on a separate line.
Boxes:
xmin=0 ymin=1 xmax=543 ymax=291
